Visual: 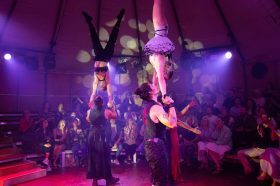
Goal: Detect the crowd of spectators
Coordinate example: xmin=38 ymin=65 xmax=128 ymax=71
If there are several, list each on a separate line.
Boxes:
xmin=17 ymin=86 xmax=280 ymax=185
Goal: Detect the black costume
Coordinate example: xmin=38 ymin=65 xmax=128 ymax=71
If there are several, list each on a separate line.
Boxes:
xmin=82 ymin=9 xmax=125 ymax=63
xmin=144 ymin=100 xmax=169 ymax=186
xmin=87 ymin=107 xmax=113 ymax=180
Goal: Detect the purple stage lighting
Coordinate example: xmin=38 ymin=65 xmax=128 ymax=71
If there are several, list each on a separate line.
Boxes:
xmin=4 ymin=53 xmax=12 ymax=61
xmin=225 ymin=51 xmax=232 ymax=59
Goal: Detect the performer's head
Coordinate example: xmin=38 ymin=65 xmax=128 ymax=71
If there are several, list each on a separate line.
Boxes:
xmin=100 ymin=81 xmax=107 ymax=91
xmin=94 ymin=96 xmax=103 ymax=109
xmin=95 ymin=66 xmax=108 ymax=85
xmin=135 ymin=83 xmax=158 ymax=101
xmin=164 ymin=58 xmax=174 ymax=80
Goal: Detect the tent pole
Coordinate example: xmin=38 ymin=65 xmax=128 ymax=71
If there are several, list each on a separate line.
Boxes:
xmin=44 ymin=0 xmax=67 ymax=102
xmin=214 ymin=0 xmax=248 ymax=98
xmin=132 ymin=0 xmax=144 ymax=83
xmin=0 ymin=0 xmax=18 ymax=43
xmin=132 ymin=0 xmax=143 ymax=64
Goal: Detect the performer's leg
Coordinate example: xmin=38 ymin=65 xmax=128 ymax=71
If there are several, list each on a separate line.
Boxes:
xmin=104 ymin=9 xmax=125 ymax=58
xmin=150 ymin=54 xmax=166 ymax=100
xmin=152 ymin=0 xmax=168 ymax=29
xmin=208 ymin=149 xmax=222 ymax=173
xmin=82 ymin=11 xmax=103 ymax=55
xmin=237 ymin=149 xmax=253 ymax=174
xmin=150 ymin=0 xmax=170 ymax=103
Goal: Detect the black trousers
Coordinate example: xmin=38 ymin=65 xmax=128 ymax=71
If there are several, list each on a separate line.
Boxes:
xmin=144 ymin=139 xmax=169 ymax=186
xmin=123 ymin=143 xmax=137 ymax=160
xmin=82 ymin=11 xmax=122 ymax=62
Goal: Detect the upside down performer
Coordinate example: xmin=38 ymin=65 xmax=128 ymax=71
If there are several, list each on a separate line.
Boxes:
xmin=82 ymin=9 xmax=125 ymax=108
xmin=144 ymin=0 xmax=175 ymax=104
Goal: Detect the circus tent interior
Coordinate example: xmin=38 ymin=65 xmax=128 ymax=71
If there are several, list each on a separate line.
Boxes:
xmin=0 ymin=0 xmax=279 ymax=111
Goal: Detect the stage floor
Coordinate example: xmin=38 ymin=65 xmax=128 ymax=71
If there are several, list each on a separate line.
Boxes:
xmin=17 ymin=161 xmax=270 ymax=186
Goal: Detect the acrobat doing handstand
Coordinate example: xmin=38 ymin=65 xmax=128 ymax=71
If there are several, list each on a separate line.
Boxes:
xmin=144 ymin=0 xmax=175 ymax=103
xmin=82 ymin=9 xmax=125 ymax=108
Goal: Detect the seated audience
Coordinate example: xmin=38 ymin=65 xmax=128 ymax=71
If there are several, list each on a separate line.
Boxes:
xmin=179 ymin=115 xmax=199 ymax=166
xmin=68 ymin=118 xmax=87 ymax=167
xmin=206 ymin=117 xmax=232 ymax=173
xmin=37 ymin=119 xmax=53 ymax=171
xmin=197 ymin=116 xmax=213 ymax=169
xmin=257 ymin=129 xmax=280 ymax=186
xmin=123 ymin=116 xmax=138 ymax=164
xmin=203 ymin=106 xmax=219 ymax=134
xmin=19 ymin=110 xmax=36 ymax=153
xmin=53 ymin=119 xmax=68 ymax=167
xmin=111 ymin=120 xmax=125 ymax=165
xmin=237 ymin=112 xmax=279 ymax=175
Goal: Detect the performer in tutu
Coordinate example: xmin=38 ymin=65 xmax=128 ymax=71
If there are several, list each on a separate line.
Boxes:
xmin=144 ymin=0 xmax=175 ymax=104
xmin=82 ymin=9 xmax=125 ymax=108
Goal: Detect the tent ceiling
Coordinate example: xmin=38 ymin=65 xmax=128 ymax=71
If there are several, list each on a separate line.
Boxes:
xmin=0 ymin=0 xmax=280 ymax=72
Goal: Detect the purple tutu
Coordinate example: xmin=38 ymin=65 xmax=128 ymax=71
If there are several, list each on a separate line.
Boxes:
xmin=144 ymin=26 xmax=175 ymax=56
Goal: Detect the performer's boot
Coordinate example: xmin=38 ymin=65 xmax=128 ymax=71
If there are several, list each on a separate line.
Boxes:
xmin=103 ymin=9 xmax=126 ymax=59
xmin=106 ymin=177 xmax=120 ymax=186
xmin=82 ymin=11 xmax=103 ymax=53
xmin=82 ymin=11 xmax=93 ymax=22
xmin=115 ymin=9 xmax=125 ymax=28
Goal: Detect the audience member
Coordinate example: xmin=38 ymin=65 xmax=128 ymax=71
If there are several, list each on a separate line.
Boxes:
xmin=206 ymin=117 xmax=232 ymax=174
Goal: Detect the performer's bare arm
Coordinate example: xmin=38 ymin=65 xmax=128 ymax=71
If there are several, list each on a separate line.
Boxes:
xmin=86 ymin=110 xmax=91 ymax=123
xmin=105 ymin=107 xmax=117 ymax=120
xmin=177 ymin=119 xmax=201 ymax=135
xmin=150 ymin=104 xmax=177 ymax=128
xmin=106 ymin=73 xmax=113 ymax=107
xmin=89 ymin=76 xmax=99 ymax=106
xmin=179 ymin=99 xmax=197 ymax=117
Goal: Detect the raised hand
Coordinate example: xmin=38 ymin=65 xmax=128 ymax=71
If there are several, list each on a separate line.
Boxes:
xmin=162 ymin=95 xmax=174 ymax=105
xmin=88 ymin=101 xmax=94 ymax=109
xmin=107 ymin=100 xmax=114 ymax=109
xmin=189 ymin=98 xmax=198 ymax=108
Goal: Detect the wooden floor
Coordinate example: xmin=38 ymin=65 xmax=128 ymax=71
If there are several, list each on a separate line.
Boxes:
xmin=17 ymin=161 xmax=272 ymax=186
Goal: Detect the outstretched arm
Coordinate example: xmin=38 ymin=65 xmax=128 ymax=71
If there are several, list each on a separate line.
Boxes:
xmin=106 ymin=72 xmax=113 ymax=108
xmin=89 ymin=75 xmax=99 ymax=108
xmin=177 ymin=119 xmax=201 ymax=135
xmin=86 ymin=109 xmax=91 ymax=123
xmin=179 ymin=99 xmax=197 ymax=117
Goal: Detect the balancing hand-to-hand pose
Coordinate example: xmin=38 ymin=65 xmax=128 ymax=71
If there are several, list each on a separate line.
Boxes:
xmin=82 ymin=9 xmax=125 ymax=109
xmin=144 ymin=0 xmax=175 ymax=104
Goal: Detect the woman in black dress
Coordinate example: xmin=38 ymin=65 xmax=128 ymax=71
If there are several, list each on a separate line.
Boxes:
xmin=86 ymin=96 xmax=119 ymax=186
